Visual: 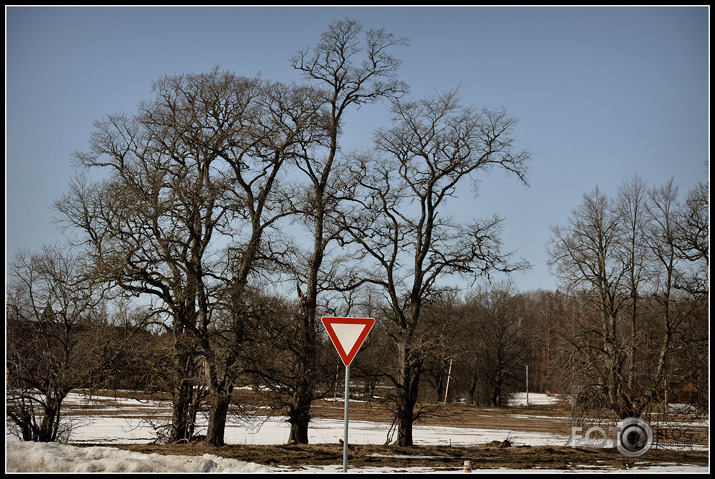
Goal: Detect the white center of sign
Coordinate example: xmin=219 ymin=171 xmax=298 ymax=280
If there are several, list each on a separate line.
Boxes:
xmin=331 ymin=322 xmax=367 ymax=355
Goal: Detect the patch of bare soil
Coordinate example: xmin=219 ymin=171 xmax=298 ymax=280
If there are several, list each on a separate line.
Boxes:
xmin=112 ymin=442 xmax=709 ymax=471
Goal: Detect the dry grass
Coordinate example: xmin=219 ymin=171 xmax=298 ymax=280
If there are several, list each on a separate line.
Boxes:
xmin=112 ymin=441 xmax=709 ymax=471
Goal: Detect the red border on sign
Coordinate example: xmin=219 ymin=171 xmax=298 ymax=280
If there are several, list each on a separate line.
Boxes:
xmin=321 ymin=317 xmax=375 ymax=366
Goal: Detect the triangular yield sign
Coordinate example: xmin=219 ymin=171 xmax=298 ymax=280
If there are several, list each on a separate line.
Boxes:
xmin=321 ymin=317 xmax=375 ymax=366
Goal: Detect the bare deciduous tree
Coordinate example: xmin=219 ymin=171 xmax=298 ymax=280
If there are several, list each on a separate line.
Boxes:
xmin=6 ymin=245 xmax=103 ymax=442
xmin=282 ymin=17 xmax=409 ymax=444
xmin=55 ymin=69 xmax=322 ymax=446
xmin=464 ymin=281 xmax=530 ymax=407
xmin=615 ymin=174 xmax=650 ymax=409
xmin=673 ymin=180 xmax=708 ymax=297
xmin=548 ymin=186 xmax=631 ymax=417
xmin=340 ymin=89 xmax=530 ymax=446
xmin=548 ymin=176 xmax=709 ymax=422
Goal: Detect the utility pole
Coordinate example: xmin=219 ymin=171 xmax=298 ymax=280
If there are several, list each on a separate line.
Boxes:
xmin=526 ymin=364 xmax=529 ymax=407
xmin=443 ymin=358 xmax=453 ymax=404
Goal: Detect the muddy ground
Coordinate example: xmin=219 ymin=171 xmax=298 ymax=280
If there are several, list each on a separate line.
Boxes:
xmin=102 ymin=393 xmax=709 ymax=471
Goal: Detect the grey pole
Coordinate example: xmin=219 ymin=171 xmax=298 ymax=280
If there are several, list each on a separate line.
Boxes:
xmin=443 ymin=358 xmax=453 ymax=404
xmin=343 ymin=365 xmax=350 ymax=473
xmin=526 ymin=364 xmax=529 ymax=407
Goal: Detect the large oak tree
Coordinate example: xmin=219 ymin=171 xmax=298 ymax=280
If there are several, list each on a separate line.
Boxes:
xmin=56 ymin=69 xmax=325 ymax=446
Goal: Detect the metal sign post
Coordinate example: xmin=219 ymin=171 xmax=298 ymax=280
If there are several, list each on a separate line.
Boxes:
xmin=321 ymin=317 xmax=375 ymax=473
xmin=343 ymin=364 xmax=350 ymax=473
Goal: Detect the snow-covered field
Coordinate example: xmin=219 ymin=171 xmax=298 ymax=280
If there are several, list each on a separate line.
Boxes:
xmin=6 ymin=391 xmax=709 ymax=473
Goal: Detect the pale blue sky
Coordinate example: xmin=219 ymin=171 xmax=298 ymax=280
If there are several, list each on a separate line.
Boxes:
xmin=5 ymin=6 xmax=709 ymax=292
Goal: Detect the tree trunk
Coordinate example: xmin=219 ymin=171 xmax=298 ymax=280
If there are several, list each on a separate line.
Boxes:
xmin=491 ymin=380 xmax=503 ymax=407
xmin=288 ymin=227 xmax=321 ymax=444
xmin=467 ymin=356 xmax=481 ymax=405
xmin=288 ymin=384 xmax=312 ymax=444
xmin=169 ymin=340 xmax=198 ymax=444
xmin=38 ymin=395 xmax=61 ymax=442
xmin=169 ymin=380 xmax=194 ymax=443
xmin=603 ymin=308 xmax=627 ymax=418
xmin=18 ymin=408 xmax=34 ymax=441
xmin=206 ymin=389 xmax=232 ymax=446
xmin=288 ymin=317 xmax=317 ymax=444
xmin=396 ymin=342 xmax=420 ymax=446
xmin=396 ymin=403 xmax=413 ymax=446
xmin=202 ymin=340 xmax=237 ymax=447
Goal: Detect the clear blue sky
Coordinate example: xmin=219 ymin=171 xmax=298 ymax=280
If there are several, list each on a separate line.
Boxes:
xmin=6 ymin=6 xmax=709 ymax=293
